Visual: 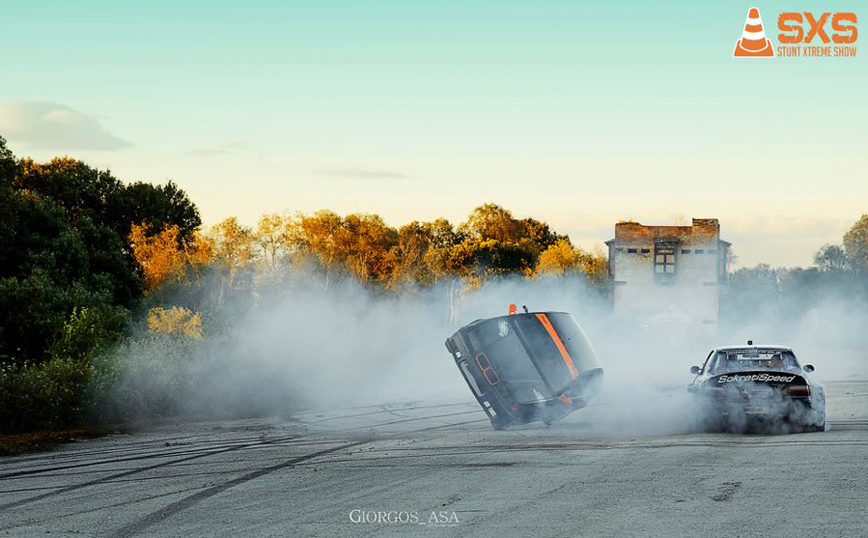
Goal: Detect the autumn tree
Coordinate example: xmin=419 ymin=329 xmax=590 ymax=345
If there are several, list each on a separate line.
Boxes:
xmin=537 ymin=239 xmax=581 ymax=276
xmin=446 ymin=238 xmax=536 ymax=283
xmin=211 ymin=217 xmax=254 ymax=294
xmin=460 ymin=203 xmax=525 ymax=243
xmin=843 ymin=214 xmax=868 ymax=274
xmin=392 ymin=220 xmax=457 ymax=287
xmin=147 ymin=306 xmax=203 ymax=339
xmin=518 ymin=217 xmax=565 ymax=256
xmin=129 ymin=223 xmax=185 ymax=293
xmin=287 ymin=210 xmax=345 ymax=289
xmin=339 ymin=214 xmax=398 ymax=287
xmin=254 ymin=214 xmax=287 ymax=274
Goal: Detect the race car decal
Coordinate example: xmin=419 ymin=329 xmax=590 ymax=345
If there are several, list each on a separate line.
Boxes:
xmin=535 ymin=313 xmax=579 ymax=380
xmin=475 ymin=351 xmax=501 ymax=386
xmin=717 ymin=373 xmax=796 ymax=384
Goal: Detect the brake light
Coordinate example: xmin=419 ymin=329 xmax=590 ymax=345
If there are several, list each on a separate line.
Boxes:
xmin=785 ymin=385 xmax=811 ymax=396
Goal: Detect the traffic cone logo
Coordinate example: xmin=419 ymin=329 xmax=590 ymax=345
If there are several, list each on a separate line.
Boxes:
xmin=733 ymin=7 xmax=775 ymax=57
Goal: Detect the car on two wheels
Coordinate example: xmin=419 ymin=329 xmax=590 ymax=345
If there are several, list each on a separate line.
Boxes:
xmin=445 ymin=308 xmax=603 ymax=430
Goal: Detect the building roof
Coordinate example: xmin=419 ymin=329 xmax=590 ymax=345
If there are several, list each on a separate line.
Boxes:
xmin=606 ymin=218 xmax=728 ymax=245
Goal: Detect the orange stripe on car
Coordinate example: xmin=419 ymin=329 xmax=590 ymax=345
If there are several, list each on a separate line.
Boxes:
xmin=535 ymin=313 xmax=579 ymax=379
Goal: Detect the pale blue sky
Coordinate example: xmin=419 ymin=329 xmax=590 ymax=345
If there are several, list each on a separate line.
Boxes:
xmin=1 ymin=0 xmax=865 ymax=266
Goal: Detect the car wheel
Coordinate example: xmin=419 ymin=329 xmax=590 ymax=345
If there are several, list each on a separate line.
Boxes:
xmin=490 ymin=416 xmax=509 ymax=431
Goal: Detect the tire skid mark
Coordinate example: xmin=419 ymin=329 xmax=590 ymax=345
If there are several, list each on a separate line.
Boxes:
xmin=0 ymin=435 xmax=311 ymax=480
xmin=0 ymin=484 xmax=207 ymax=532
xmin=1 ymin=409 xmax=482 ymax=482
xmin=106 ymin=416 xmax=487 ymax=537
xmin=308 ymin=409 xmax=482 ymax=432
xmin=0 ymin=433 xmax=262 ymax=466
xmin=0 ymin=409 xmax=482 ymax=524
xmin=307 ymin=401 xmax=473 ymax=423
xmin=0 ymin=434 xmax=307 ymax=511
xmin=0 ymin=439 xmax=348 ymax=483
xmin=107 ymin=442 xmax=366 ymax=538
xmin=711 ymin=481 xmax=742 ymax=502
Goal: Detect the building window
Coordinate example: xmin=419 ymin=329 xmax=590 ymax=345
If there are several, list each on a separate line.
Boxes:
xmin=694 ymin=249 xmax=704 ymax=254
xmin=616 ymin=248 xmax=624 ymax=253
xmin=682 ymin=249 xmax=691 ymax=254
xmin=627 ymin=248 xmax=637 ymax=253
xmin=654 ymin=244 xmax=676 ymax=280
xmin=707 ymin=249 xmax=717 ymax=255
xmin=641 ymin=248 xmax=650 ymax=254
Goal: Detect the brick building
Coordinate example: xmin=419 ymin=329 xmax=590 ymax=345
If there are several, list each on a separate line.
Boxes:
xmin=605 ymin=218 xmax=731 ymax=326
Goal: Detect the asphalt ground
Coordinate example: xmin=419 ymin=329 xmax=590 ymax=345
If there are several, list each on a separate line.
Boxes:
xmin=1 ymin=379 xmax=866 ymax=537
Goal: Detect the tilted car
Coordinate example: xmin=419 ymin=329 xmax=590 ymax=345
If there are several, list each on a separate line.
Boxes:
xmin=688 ymin=342 xmax=825 ymax=432
xmin=445 ymin=306 xmax=603 ymax=430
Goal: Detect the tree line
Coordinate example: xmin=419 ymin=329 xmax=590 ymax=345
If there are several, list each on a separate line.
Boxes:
xmin=0 ymin=135 xmax=606 ymax=369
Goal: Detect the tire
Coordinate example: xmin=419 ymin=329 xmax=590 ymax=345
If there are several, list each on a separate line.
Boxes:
xmin=805 ymin=410 xmax=826 ymax=432
xmin=796 ymin=401 xmax=825 ymax=433
xmin=490 ymin=416 xmax=509 ymax=431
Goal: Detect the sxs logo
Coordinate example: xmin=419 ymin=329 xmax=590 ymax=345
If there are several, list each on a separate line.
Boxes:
xmin=778 ymin=12 xmax=858 ymax=44
xmin=734 ymin=6 xmax=859 ymax=59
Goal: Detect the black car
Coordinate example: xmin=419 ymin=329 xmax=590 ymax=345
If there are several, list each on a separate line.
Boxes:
xmin=688 ymin=342 xmax=826 ymax=432
xmin=445 ymin=307 xmax=603 ymax=430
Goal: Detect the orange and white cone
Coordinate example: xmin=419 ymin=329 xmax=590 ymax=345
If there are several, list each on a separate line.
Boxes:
xmin=733 ymin=7 xmax=775 ymax=57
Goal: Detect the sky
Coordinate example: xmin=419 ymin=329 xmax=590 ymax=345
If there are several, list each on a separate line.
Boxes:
xmin=1 ymin=0 xmax=865 ymax=267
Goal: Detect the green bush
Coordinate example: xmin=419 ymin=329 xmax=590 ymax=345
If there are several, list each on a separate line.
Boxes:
xmin=0 ymin=358 xmax=92 ymax=433
xmin=88 ymin=334 xmax=202 ymax=425
xmin=48 ymin=305 xmax=127 ymax=362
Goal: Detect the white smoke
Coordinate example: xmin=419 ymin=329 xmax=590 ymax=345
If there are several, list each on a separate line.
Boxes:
xmin=102 ymin=267 xmax=867 ymax=437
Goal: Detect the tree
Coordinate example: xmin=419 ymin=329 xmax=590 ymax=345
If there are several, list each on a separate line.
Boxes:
xmin=48 ymin=306 xmax=127 ymax=362
xmin=720 ymin=264 xmax=780 ymax=327
xmin=537 ymin=239 xmax=582 ymax=276
xmin=147 ymin=306 xmax=203 ymax=339
xmin=110 ymin=181 xmax=201 ymax=244
xmin=392 ymin=220 xmax=462 ymax=287
xmin=0 ymin=193 xmax=137 ymax=361
xmin=129 ymin=223 xmax=186 ymax=293
xmin=0 ymin=136 xmax=17 ymax=185
xmin=843 ymin=214 xmax=868 ymax=274
xmin=519 ymin=217 xmax=565 ymax=256
xmin=536 ymin=239 xmax=609 ymax=290
xmin=15 ymin=158 xmax=200 ymax=246
xmin=338 ymin=214 xmax=398 ymax=286
xmin=446 ymin=238 xmax=536 ymax=282
xmin=814 ymin=244 xmax=849 ymax=273
xmin=419 ymin=218 xmax=463 ymax=283
xmin=211 ymin=217 xmax=253 ymax=294
xmin=254 ymin=214 xmax=287 ymax=274
xmin=287 ymin=210 xmax=346 ymax=289
xmin=15 ymin=158 xmax=123 ymax=223
xmin=461 ymin=204 xmax=524 ymax=243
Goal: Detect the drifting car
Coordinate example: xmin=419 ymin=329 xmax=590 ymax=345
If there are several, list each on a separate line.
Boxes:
xmin=688 ymin=342 xmax=826 ymax=432
xmin=445 ymin=305 xmax=603 ymax=430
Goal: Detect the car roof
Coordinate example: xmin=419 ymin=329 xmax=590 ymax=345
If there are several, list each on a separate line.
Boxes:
xmin=714 ymin=345 xmax=793 ymax=352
